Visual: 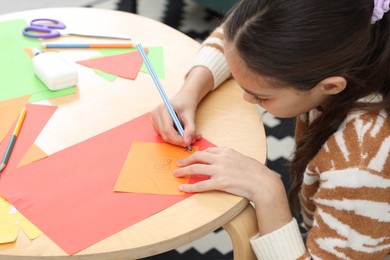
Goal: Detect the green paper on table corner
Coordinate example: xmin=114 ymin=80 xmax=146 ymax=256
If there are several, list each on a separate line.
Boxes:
xmin=0 ymin=19 xmax=76 ymax=102
xmin=96 ymin=46 xmax=165 ymax=79
xmin=94 ymin=69 xmax=117 ymax=82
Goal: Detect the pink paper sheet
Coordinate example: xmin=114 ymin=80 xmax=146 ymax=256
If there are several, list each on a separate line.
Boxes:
xmin=0 ymin=113 xmax=213 ymax=255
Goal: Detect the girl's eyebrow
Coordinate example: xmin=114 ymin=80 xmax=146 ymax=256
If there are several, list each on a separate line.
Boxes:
xmin=241 ymin=87 xmax=272 ymax=97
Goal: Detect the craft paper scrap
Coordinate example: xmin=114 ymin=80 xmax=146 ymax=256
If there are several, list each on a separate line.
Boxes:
xmin=139 ymin=46 xmax=165 ymax=79
xmin=115 ymin=142 xmax=198 ymax=195
xmin=20 ymin=217 xmax=42 ymax=239
xmin=94 ymin=69 xmax=117 ymax=82
xmin=76 ymin=49 xmax=147 ymax=80
xmin=94 ymin=46 xmax=165 ymax=80
xmin=0 ymin=196 xmax=42 ymax=243
xmin=0 ymin=113 xmax=213 ymax=255
xmin=0 ymin=95 xmax=31 ymax=143
xmin=17 ymin=143 xmax=48 ymax=168
xmin=0 ymin=222 xmax=18 ymax=243
xmin=0 ymin=103 xmax=57 ymax=175
xmin=0 ymin=20 xmax=75 ymax=102
xmin=96 ymin=47 xmax=136 ymax=57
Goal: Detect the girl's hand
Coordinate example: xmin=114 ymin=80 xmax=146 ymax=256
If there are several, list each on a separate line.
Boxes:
xmin=174 ymin=146 xmax=293 ymax=235
xmin=174 ymin=147 xmax=278 ymax=201
xmin=150 ymin=93 xmax=201 ymax=148
xmin=150 ymin=66 xmax=214 ymax=148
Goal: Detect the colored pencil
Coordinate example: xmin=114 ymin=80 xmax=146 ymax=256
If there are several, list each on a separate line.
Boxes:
xmin=135 ymin=43 xmax=192 ymax=151
xmin=0 ymin=107 xmax=27 ymax=173
xmin=42 ymin=43 xmax=134 ymax=48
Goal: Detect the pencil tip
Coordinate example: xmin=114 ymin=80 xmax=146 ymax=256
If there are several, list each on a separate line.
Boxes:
xmin=0 ymin=163 xmax=5 ymax=172
xmin=186 ymin=146 xmax=193 ymax=153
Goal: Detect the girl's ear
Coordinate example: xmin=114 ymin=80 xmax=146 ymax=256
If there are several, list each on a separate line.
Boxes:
xmin=317 ymin=76 xmax=347 ymax=95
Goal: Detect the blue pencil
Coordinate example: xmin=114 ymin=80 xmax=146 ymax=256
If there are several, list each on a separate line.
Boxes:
xmin=136 ymin=43 xmax=192 ymax=151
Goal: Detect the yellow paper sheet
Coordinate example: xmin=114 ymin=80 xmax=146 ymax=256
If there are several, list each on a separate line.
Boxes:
xmin=0 ymin=222 xmax=19 ymax=243
xmin=0 ymin=196 xmax=42 ymax=243
xmin=114 ymin=141 xmax=197 ymax=195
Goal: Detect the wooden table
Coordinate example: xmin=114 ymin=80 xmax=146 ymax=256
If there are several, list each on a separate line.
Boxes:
xmin=0 ymin=8 xmax=266 ymax=259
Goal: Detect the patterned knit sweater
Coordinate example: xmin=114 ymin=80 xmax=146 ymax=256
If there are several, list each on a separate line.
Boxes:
xmin=190 ymin=26 xmax=390 ymax=259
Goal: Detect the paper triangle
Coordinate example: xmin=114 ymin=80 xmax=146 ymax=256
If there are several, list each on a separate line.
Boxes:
xmin=76 ymin=49 xmax=148 ymax=80
xmin=0 ymin=95 xmax=31 ymax=143
xmin=17 ymin=143 xmax=48 ymax=168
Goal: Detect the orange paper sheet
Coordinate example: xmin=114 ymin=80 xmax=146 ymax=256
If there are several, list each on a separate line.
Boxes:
xmin=0 ymin=95 xmax=31 ymax=143
xmin=17 ymin=143 xmax=48 ymax=168
xmin=0 ymin=113 xmax=213 ymax=255
xmin=76 ymin=49 xmax=147 ymax=80
xmin=0 ymin=103 xmax=57 ymax=173
xmin=115 ymin=142 xmax=198 ymax=195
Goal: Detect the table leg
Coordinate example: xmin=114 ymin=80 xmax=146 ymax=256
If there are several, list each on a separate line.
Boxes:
xmin=223 ymin=203 xmax=258 ymax=259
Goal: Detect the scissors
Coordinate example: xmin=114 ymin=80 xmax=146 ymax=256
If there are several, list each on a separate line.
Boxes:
xmin=22 ymin=18 xmax=131 ymax=40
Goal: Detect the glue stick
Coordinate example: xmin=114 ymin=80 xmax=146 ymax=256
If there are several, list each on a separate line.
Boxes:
xmin=32 ymin=48 xmax=78 ymax=90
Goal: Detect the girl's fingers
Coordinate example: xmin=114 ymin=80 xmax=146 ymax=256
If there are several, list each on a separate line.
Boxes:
xmin=200 ymin=146 xmax=228 ymax=155
xmin=176 ymin=146 xmax=228 ymax=167
xmin=174 ymin=163 xmax=214 ymax=177
xmin=176 ymin=150 xmax=217 ymax=167
xmin=179 ymin=180 xmax=215 ymax=193
xmin=151 ymin=108 xmax=187 ymax=147
xmin=151 ymin=105 xmax=201 ymax=148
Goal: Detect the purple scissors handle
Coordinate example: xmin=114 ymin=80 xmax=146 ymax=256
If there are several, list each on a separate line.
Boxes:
xmin=22 ymin=18 xmax=66 ymax=39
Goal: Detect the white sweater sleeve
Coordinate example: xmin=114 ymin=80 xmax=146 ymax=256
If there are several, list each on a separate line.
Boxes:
xmin=185 ymin=26 xmax=231 ymax=90
xmin=190 ymin=45 xmax=231 ymax=90
xmin=250 ymin=218 xmax=306 ymax=259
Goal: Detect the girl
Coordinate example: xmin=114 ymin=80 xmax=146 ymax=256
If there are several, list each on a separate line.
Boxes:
xmin=151 ymin=0 xmax=390 ymax=258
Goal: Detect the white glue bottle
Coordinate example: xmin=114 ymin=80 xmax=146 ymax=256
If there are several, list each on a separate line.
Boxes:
xmin=32 ymin=48 xmax=78 ymax=90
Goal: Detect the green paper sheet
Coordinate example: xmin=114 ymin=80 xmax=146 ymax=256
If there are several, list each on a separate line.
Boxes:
xmin=94 ymin=69 xmax=117 ymax=82
xmin=140 ymin=46 xmax=165 ymax=79
xmin=0 ymin=20 xmax=75 ymax=102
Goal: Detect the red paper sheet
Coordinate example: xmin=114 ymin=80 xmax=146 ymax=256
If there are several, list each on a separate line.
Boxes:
xmin=76 ymin=49 xmax=147 ymax=80
xmin=0 ymin=103 xmax=57 ymax=173
xmin=0 ymin=113 xmax=213 ymax=255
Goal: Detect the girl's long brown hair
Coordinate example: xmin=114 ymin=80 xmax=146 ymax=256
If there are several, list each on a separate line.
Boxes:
xmin=224 ymin=0 xmax=390 ymax=214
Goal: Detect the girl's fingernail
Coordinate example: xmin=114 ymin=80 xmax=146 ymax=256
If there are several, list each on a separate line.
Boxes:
xmin=178 ymin=185 xmax=184 ymax=191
